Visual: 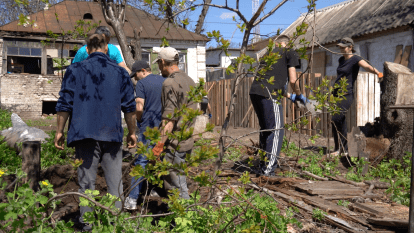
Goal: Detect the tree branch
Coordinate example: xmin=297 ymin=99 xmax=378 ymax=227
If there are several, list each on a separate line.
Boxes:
xmin=253 ymin=0 xmax=289 ymax=27
xmin=250 ymin=0 xmax=268 ymax=25
xmin=194 ymin=0 xmax=211 ymax=34
xmin=46 ymin=192 xmax=118 ymax=216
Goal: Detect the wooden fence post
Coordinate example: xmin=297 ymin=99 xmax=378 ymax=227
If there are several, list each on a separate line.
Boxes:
xmin=22 ymin=141 xmax=41 ymax=191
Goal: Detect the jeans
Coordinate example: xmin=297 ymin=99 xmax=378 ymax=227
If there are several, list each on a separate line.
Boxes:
xmin=75 ymin=140 xmax=123 ymax=224
xmin=163 ymin=149 xmax=191 ymax=199
xmin=129 ymin=133 xmax=154 ymax=200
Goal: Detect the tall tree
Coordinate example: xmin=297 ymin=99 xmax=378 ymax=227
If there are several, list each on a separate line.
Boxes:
xmin=100 ymin=0 xmax=135 ymax=68
xmin=194 ymin=0 xmax=211 ymax=34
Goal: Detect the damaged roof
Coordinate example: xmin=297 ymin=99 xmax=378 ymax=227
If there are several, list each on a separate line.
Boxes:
xmin=249 ymin=0 xmax=414 ymax=50
xmin=282 ymin=0 xmax=414 ymax=46
xmin=0 ymin=0 xmax=209 ymax=42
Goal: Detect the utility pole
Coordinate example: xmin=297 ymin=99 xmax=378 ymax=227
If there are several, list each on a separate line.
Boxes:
xmin=252 ymin=0 xmax=260 ymax=43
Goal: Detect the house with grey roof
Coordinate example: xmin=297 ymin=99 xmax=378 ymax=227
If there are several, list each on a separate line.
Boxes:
xmin=280 ymin=0 xmax=414 ymax=77
xmin=0 ymin=0 xmax=209 ymax=118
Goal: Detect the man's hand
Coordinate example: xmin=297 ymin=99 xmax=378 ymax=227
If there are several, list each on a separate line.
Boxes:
xmin=126 ymin=133 xmax=137 ymax=148
xmin=295 ymin=94 xmax=310 ymax=105
xmin=54 ymin=132 xmax=65 ymax=150
xmin=152 ymin=141 xmax=164 ymax=157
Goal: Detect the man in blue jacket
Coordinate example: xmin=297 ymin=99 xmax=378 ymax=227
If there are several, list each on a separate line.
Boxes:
xmin=124 ymin=60 xmax=165 ymax=210
xmin=54 ymin=34 xmax=137 ymax=230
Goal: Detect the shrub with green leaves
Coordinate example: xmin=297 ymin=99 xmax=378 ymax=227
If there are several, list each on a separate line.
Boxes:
xmin=0 ymin=171 xmax=73 ymax=232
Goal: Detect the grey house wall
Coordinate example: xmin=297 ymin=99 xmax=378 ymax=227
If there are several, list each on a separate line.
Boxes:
xmin=299 ymin=30 xmax=414 ymax=76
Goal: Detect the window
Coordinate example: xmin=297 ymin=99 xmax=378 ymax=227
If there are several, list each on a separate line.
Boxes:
xmin=83 ymin=13 xmax=93 ymax=20
xmin=42 ymin=101 xmax=57 ymax=115
xmin=178 ymin=54 xmax=186 ymax=73
xmin=7 ymin=46 xmax=42 ymax=57
xmin=141 ymin=52 xmax=150 ymax=64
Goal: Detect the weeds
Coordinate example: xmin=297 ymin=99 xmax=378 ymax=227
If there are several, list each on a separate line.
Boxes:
xmin=312 ymin=208 xmax=326 ymax=221
xmin=337 ymin=200 xmax=350 ymax=208
xmin=224 ymin=146 xmax=243 ymax=162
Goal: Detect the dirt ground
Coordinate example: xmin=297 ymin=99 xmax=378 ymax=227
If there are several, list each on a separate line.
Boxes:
xmin=1 ymin=116 xmax=408 ymax=232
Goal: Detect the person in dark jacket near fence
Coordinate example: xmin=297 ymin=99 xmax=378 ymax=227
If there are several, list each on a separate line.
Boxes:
xmin=54 ymin=34 xmax=137 ymax=231
xmin=249 ymin=35 xmax=307 ymax=176
xmin=331 ymin=37 xmax=383 ymax=156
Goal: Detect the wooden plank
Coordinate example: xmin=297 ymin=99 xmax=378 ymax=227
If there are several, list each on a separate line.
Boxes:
xmin=356 ymin=73 xmax=363 ymax=126
xmin=363 ymin=74 xmax=369 ymax=125
xmin=350 ymin=203 xmax=384 ymax=217
xmin=292 ymin=181 xmax=364 ymax=195
xmin=367 ymin=218 xmax=408 ymax=229
xmin=400 ymin=45 xmax=412 ymax=67
xmin=375 ymin=74 xmax=381 ymax=119
xmin=368 ymin=73 xmax=375 ymax=123
xmin=394 ymin=45 xmax=403 ymax=64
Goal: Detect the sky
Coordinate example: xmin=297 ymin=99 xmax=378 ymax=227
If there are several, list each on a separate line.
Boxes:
xmin=189 ymin=0 xmax=349 ymax=48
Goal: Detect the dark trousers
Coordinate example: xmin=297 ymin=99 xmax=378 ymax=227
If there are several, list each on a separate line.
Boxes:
xmin=250 ymin=94 xmax=284 ymax=175
xmin=75 ymin=140 xmax=123 ymax=223
xmin=331 ymin=93 xmax=354 ymax=152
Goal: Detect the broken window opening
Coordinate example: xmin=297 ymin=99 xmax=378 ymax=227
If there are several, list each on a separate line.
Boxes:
xmin=42 ymin=101 xmax=57 ymax=115
xmin=7 ymin=56 xmax=41 ymax=74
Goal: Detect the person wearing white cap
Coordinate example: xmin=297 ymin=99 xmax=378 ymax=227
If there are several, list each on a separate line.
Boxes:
xmin=151 ymin=47 xmax=197 ymax=199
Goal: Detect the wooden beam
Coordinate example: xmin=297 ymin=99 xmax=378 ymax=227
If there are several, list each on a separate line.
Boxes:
xmin=394 ymin=45 xmax=403 ymax=64
xmin=21 ymin=141 xmax=41 ymax=191
xmin=401 ymin=45 xmax=412 ymax=67
xmin=41 ymin=46 xmax=47 ymax=75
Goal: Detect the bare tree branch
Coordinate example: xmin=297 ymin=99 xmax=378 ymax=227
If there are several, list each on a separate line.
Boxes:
xmin=253 ymin=0 xmax=289 ymax=27
xmin=194 ymin=0 xmax=211 ymax=34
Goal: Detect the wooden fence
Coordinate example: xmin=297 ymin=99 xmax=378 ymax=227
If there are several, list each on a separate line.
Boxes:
xmin=205 ymin=72 xmax=380 ymax=137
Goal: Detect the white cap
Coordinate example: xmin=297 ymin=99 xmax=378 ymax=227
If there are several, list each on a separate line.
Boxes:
xmin=152 ymin=47 xmax=179 ymax=64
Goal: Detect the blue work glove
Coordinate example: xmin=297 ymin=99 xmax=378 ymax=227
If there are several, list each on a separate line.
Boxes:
xmin=288 ymin=93 xmax=296 ymax=102
xmin=208 ymin=114 xmax=212 ymax=119
xmin=295 ymin=94 xmax=310 ymax=105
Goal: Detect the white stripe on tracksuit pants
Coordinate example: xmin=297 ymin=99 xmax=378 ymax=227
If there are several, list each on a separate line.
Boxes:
xmin=250 ymin=94 xmax=284 ymax=175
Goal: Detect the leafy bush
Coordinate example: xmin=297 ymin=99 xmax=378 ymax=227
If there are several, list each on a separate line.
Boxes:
xmin=41 ymin=131 xmax=73 ymax=169
xmin=0 ymin=171 xmax=73 ymax=232
xmin=370 ymin=152 xmax=411 ymax=206
xmin=0 ymin=109 xmax=12 ymax=130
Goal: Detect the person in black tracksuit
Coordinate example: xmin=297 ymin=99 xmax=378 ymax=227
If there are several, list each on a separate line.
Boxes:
xmin=249 ymin=35 xmax=307 ymax=176
xmin=332 ymin=37 xmax=382 ymax=155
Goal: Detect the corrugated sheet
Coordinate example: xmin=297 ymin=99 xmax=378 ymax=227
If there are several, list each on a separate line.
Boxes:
xmin=282 ymin=0 xmax=414 ymax=46
xmin=0 ymin=0 xmax=209 ymax=42
xmin=249 ymin=0 xmax=414 ymax=50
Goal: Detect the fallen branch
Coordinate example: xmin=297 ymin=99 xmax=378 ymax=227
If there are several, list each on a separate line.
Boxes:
xmin=46 ymin=192 xmax=118 ymax=216
xmin=326 ymin=176 xmax=367 ymax=187
xmin=300 ymin=170 xmax=329 ymax=181
xmin=248 ymin=184 xmax=363 ymax=233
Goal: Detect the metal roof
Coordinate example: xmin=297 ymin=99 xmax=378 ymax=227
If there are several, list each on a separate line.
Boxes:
xmin=0 ymin=0 xmax=209 ymax=42
xmin=281 ymin=0 xmax=414 ymax=46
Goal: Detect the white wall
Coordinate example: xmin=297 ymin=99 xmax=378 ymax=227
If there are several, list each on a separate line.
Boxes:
xmin=206 ymin=49 xmax=256 ymax=68
xmin=110 ymin=38 xmax=206 ymax=83
xmin=300 ymin=30 xmax=414 ymax=76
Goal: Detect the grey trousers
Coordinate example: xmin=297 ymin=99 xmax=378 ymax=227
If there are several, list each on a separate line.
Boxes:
xmin=75 ymin=140 xmax=123 ymax=223
xmin=163 ymin=149 xmax=191 ymax=199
